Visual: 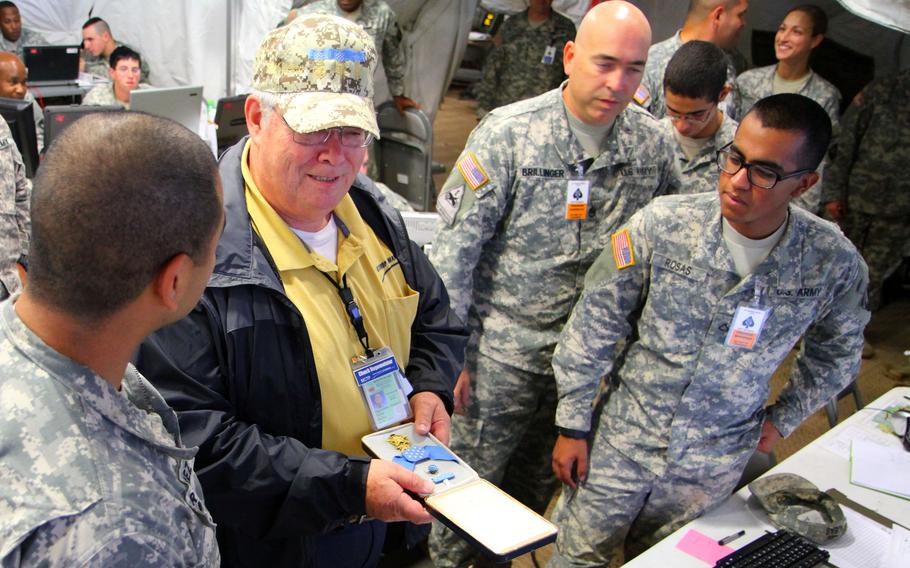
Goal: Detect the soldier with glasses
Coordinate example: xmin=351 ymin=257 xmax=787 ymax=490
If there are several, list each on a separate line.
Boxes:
xmin=548 ymin=93 xmax=869 ymax=567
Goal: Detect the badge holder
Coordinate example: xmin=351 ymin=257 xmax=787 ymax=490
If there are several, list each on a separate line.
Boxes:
xmin=352 ymin=347 xmax=413 ymax=430
xmin=362 ymin=424 xmax=558 ymax=562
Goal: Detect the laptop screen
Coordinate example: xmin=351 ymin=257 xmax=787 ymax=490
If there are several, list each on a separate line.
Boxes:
xmin=129 ymin=85 xmax=203 ymax=134
xmin=24 ymin=45 xmax=80 ymax=83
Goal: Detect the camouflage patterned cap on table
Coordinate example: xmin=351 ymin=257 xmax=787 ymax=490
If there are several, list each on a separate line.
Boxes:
xmin=252 ymin=13 xmax=380 ymax=137
xmin=748 ymin=473 xmax=847 ymax=544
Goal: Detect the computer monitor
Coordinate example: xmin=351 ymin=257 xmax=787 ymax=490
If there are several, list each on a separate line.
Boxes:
xmin=130 ymin=85 xmax=204 ymax=134
xmin=0 ymin=97 xmax=39 ymax=178
xmin=214 ymin=94 xmax=249 ymax=151
xmin=24 ymin=45 xmax=81 ymax=86
xmin=43 ymin=105 xmax=125 ymax=149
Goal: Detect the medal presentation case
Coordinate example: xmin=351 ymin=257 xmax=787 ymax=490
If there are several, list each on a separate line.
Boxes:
xmin=362 ymin=423 xmax=557 ymax=562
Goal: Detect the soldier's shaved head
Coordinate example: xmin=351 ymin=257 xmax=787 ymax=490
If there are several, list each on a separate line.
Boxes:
xmin=576 ymin=1 xmax=651 ymax=49
xmin=0 ymin=51 xmax=26 ymax=99
xmin=687 ymin=0 xmax=743 ymax=20
xmin=564 ymin=1 xmax=651 ymax=125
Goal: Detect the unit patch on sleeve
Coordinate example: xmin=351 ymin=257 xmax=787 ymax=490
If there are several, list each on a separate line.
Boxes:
xmin=457 ymin=152 xmax=490 ymax=191
xmin=611 ymin=229 xmax=635 ymax=270
xmin=436 ymin=185 xmax=465 ymax=226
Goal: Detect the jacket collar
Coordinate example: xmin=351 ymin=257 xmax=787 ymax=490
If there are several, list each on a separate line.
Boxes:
xmin=211 ymin=138 xmax=411 ymax=292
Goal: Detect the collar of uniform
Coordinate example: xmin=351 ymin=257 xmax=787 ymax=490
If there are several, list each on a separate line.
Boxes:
xmin=0 ymin=300 xmax=193 ymax=458
xmin=241 ymin=144 xmax=365 ymax=275
xmin=553 ymin=83 xmax=634 ymax=170
xmin=698 ymin=199 xmax=806 ymax=289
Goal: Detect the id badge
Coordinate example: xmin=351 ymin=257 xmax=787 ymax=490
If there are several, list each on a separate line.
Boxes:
xmin=541 ymin=45 xmax=556 ymax=65
xmin=725 ymin=304 xmax=771 ymax=350
xmin=565 ymin=179 xmax=590 ymax=220
xmin=352 ymin=346 xmax=413 ymax=430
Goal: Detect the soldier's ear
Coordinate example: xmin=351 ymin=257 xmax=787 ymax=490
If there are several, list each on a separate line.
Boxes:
xmin=718 ymin=84 xmax=732 ymax=103
xmin=245 ymin=95 xmax=265 ymax=140
xmin=563 ymin=41 xmax=576 ymax=75
xmin=789 ymin=171 xmax=819 ymax=200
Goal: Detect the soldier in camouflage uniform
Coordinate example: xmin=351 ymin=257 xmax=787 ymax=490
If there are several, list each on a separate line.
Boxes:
xmin=548 ymin=95 xmax=868 ymax=567
xmin=297 ymin=0 xmax=419 ymax=114
xmin=475 ymin=0 xmax=576 ymax=117
xmin=732 ymin=6 xmax=840 ymax=214
xmin=0 ymin=52 xmax=43 ymax=151
xmin=638 ymin=0 xmax=748 ymax=119
xmin=660 ymin=41 xmax=738 ymax=195
xmin=0 ymin=2 xmax=45 ymax=60
xmin=81 ymin=46 xmax=143 ymax=109
xmin=0 ymin=112 xmax=223 ymax=566
xmin=427 ymin=4 xmax=678 ymax=567
xmin=81 ymin=17 xmax=151 ymax=83
xmin=0 ymin=118 xmax=28 ymax=301
xmin=823 ymin=68 xmax=910 ymax=311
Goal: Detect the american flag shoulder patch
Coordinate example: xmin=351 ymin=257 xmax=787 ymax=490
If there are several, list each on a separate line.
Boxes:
xmin=611 ymin=229 xmax=635 ymax=270
xmin=632 ymin=83 xmax=651 ymax=107
xmin=457 ymin=152 xmax=489 ymax=191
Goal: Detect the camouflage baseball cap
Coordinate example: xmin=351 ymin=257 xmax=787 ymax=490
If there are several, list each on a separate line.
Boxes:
xmin=251 ymin=14 xmax=379 ymax=137
xmin=749 ymin=473 xmax=847 ymax=544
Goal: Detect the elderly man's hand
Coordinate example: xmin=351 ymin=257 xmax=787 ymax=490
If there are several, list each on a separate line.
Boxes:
xmin=365 ymin=459 xmax=434 ymax=523
xmin=410 ymin=391 xmax=450 ymax=445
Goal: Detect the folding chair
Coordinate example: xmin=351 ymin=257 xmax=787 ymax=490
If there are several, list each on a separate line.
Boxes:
xmin=824 ymin=380 xmax=865 ymax=428
xmin=374 ymin=101 xmax=433 ymax=211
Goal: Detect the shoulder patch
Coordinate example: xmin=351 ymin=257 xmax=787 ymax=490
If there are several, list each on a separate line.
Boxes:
xmin=633 ymin=83 xmax=651 ymax=107
xmin=611 ymin=229 xmax=635 ymax=270
xmin=457 ymin=152 xmax=489 ymax=191
xmin=436 ymin=185 xmax=465 ymax=226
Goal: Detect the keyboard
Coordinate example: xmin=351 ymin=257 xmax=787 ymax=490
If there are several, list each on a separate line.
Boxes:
xmin=714 ymin=529 xmax=830 ymax=568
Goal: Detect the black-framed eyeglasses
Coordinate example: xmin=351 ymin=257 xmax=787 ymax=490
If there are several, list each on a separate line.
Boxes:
xmin=716 ymin=143 xmax=814 ymax=189
xmin=282 ymin=115 xmax=374 ymax=148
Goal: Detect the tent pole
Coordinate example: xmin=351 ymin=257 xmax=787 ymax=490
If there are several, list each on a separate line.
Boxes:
xmin=226 ymin=0 xmax=235 ymax=96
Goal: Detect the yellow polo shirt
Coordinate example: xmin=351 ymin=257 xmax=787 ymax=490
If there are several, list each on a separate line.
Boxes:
xmin=241 ymin=141 xmax=420 ymax=456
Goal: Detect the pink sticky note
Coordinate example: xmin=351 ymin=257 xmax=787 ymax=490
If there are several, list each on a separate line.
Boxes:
xmin=675 ymin=529 xmax=736 ymax=565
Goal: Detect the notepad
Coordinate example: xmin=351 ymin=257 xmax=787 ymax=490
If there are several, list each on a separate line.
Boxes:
xmin=675 ymin=529 xmax=735 ymax=565
xmin=850 ymin=439 xmax=910 ymax=500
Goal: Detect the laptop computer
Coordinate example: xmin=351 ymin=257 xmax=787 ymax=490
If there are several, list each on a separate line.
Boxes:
xmin=24 ymin=45 xmax=81 ymax=87
xmin=214 ymin=94 xmax=249 ymax=151
xmin=130 ymin=85 xmax=203 ymax=133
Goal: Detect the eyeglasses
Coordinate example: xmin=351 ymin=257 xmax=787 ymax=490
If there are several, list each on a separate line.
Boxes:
xmin=282 ymin=115 xmax=373 ymax=148
xmin=716 ymin=144 xmax=814 ymax=189
xmin=666 ymin=104 xmax=714 ymax=124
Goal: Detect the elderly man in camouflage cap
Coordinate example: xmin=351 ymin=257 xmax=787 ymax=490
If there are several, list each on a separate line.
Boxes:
xmin=135 ymin=14 xmax=466 ymax=568
xmin=0 ymin=112 xmax=223 ymax=566
xmin=427 ymin=2 xmax=679 ymax=567
xmin=549 ymin=94 xmax=868 ymax=566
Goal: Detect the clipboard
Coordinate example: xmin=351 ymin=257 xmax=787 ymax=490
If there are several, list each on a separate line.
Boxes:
xmin=362 ymin=423 xmax=558 ymax=562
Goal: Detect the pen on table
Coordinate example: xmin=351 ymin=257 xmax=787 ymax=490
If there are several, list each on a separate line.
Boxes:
xmin=718 ymin=530 xmax=746 ymax=546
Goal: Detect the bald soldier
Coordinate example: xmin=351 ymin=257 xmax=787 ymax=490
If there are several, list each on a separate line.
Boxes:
xmin=428 ymin=3 xmax=678 ymax=566
xmin=0 ymin=52 xmax=43 ymax=151
xmin=637 ymin=0 xmax=748 ymax=118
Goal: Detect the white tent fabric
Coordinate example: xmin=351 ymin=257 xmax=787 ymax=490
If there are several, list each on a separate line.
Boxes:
xmin=12 ymin=0 xmax=906 ymax=118
xmin=15 ymin=0 xmax=476 ymax=121
xmin=835 ymin=0 xmax=910 ymax=34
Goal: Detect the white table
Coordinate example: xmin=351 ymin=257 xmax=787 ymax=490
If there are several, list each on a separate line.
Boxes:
xmin=625 ymin=387 xmax=910 ymax=567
